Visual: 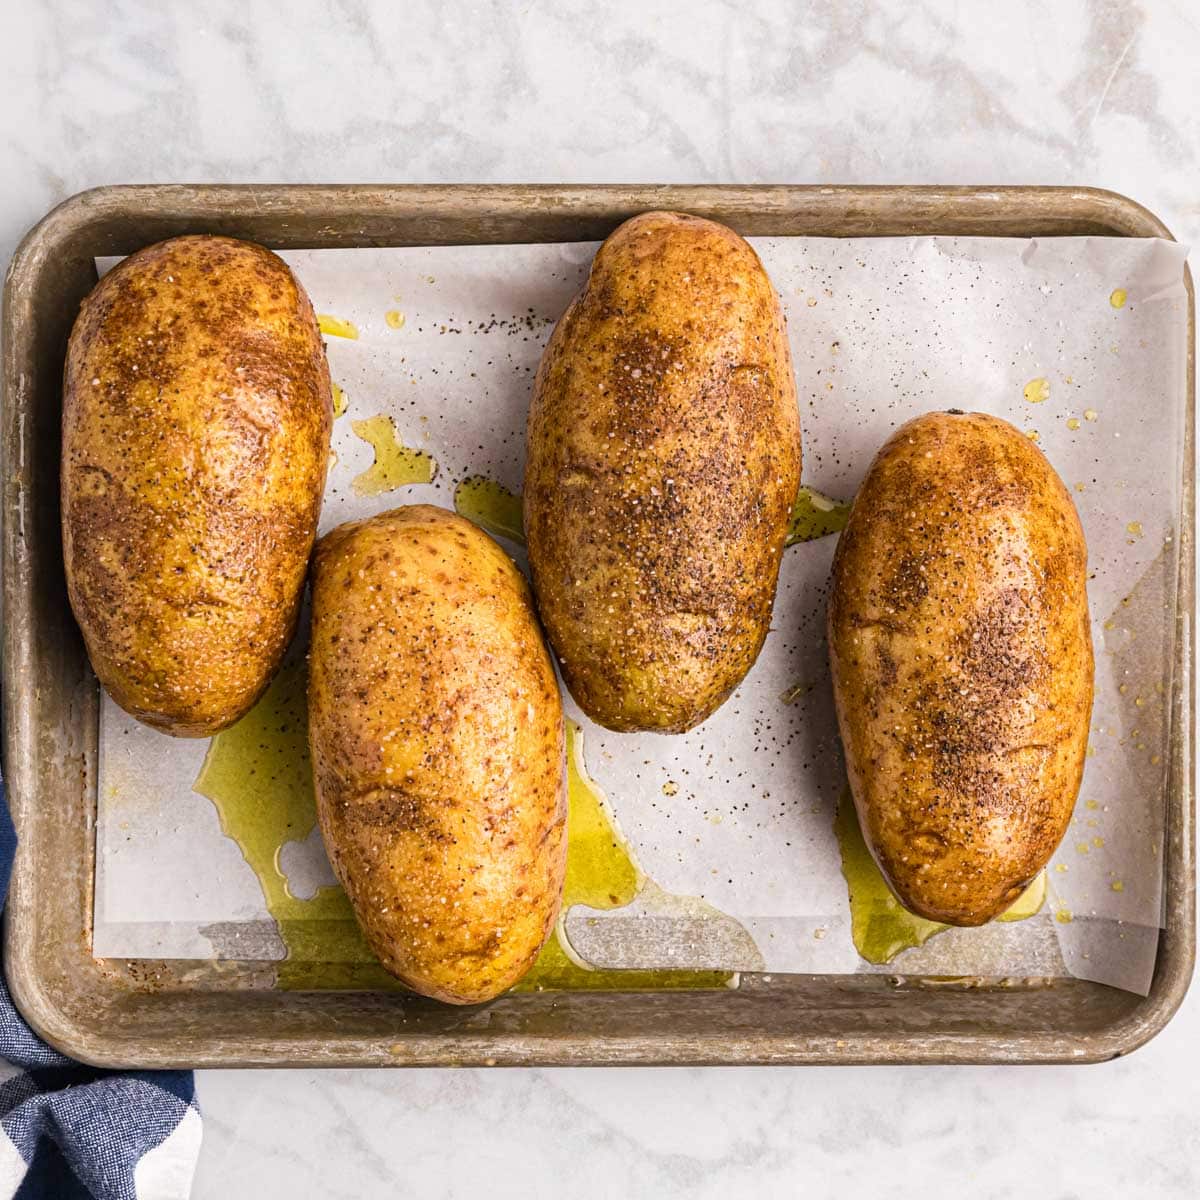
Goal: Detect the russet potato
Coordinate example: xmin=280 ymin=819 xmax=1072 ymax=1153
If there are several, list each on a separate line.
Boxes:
xmin=308 ymin=506 xmax=567 ymax=1004
xmin=61 ymin=234 xmax=331 ymax=735
xmin=828 ymin=412 xmax=1093 ymax=926
xmin=524 ymin=211 xmax=801 ymax=733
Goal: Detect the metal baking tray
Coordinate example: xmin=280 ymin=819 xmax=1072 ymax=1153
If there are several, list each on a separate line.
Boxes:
xmin=2 ymin=184 xmax=1193 ymax=1067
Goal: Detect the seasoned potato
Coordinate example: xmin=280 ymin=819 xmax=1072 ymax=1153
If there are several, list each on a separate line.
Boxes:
xmin=828 ymin=412 xmax=1093 ymax=926
xmin=61 ymin=234 xmax=331 ymax=736
xmin=308 ymin=506 xmax=567 ymax=1004
xmin=524 ymin=211 xmax=801 ymax=733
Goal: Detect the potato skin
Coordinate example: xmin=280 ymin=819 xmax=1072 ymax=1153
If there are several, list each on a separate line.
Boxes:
xmin=308 ymin=506 xmax=567 ymax=1004
xmin=62 ymin=235 xmax=331 ymax=736
xmin=524 ymin=211 xmax=801 ymax=733
xmin=828 ymin=412 xmax=1093 ymax=926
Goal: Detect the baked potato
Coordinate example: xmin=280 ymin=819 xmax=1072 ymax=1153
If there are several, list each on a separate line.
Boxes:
xmin=308 ymin=505 xmax=567 ymax=1004
xmin=61 ymin=234 xmax=331 ymax=736
xmin=828 ymin=411 xmax=1093 ymax=926
xmin=524 ymin=211 xmax=801 ymax=733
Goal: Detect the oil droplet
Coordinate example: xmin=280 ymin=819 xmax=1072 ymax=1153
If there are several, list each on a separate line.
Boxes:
xmin=317 ymin=314 xmax=359 ymax=340
xmin=1025 ymin=429 xmax=1040 ymax=442
xmin=1067 ymin=417 xmax=1081 ymax=431
xmin=193 ymin=659 xmax=401 ymax=990
xmin=385 ymin=310 xmax=406 ymax=330
xmin=516 ymin=721 xmax=731 ymax=992
xmin=1109 ymin=288 xmax=1128 ymax=309
xmin=1074 ymin=482 xmax=1086 ymax=492
xmin=1076 ymin=841 xmax=1090 ymax=855
xmin=1084 ymin=409 xmax=1098 ymax=422
xmin=350 ymin=415 xmax=437 ymax=496
xmin=1093 ymin=836 xmax=1105 ymax=849
xmin=453 ymin=476 xmax=524 ymax=545
xmin=1126 ymin=521 xmax=1143 ymax=537
xmin=662 ymin=780 xmax=679 ymax=797
xmin=834 ymin=791 xmax=1044 ymax=965
xmin=1055 ymin=863 xmax=1069 ymax=873
xmin=1085 ymin=799 xmax=1099 ymax=809
xmin=1111 ymin=880 xmax=1125 ymax=892
xmin=1023 ymin=377 xmax=1051 ymax=404
xmin=786 ymin=487 xmax=852 ymax=546
xmin=331 ymin=381 xmax=348 ymax=418
xmin=1056 ymin=908 xmax=1073 ymax=924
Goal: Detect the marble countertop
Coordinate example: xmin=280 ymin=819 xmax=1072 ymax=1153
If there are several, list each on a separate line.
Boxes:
xmin=4 ymin=1 xmax=1198 ymax=1196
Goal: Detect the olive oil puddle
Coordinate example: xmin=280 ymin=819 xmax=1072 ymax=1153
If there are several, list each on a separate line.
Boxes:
xmin=515 ymin=721 xmax=733 ymax=992
xmin=786 ymin=486 xmax=851 ymax=545
xmin=193 ymin=659 xmax=400 ymax=990
xmin=834 ymin=790 xmax=1046 ymax=965
xmin=450 ymin=477 xmax=850 ymax=551
xmin=453 ymin=476 xmax=524 ymax=545
xmin=350 ymin=414 xmax=437 ymax=496
xmin=194 ymin=665 xmax=730 ymax=991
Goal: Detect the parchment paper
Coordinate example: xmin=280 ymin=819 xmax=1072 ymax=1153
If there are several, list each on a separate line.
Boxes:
xmin=93 ymin=234 xmax=1190 ymax=995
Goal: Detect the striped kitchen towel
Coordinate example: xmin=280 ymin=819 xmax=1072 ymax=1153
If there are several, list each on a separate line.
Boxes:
xmin=0 ymin=770 xmax=201 ymax=1199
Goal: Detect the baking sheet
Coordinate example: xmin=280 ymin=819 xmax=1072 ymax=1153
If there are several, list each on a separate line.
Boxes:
xmin=92 ymin=234 xmax=1190 ymax=995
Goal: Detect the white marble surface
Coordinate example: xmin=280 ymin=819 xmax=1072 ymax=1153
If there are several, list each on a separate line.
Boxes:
xmin=3 ymin=0 xmax=1198 ymax=1196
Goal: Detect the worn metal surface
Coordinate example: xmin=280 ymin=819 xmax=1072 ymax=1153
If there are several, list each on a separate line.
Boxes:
xmin=1 ymin=185 xmax=1193 ymax=1068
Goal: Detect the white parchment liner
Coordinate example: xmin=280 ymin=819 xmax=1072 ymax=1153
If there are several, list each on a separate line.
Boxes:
xmin=92 ymin=235 xmax=1190 ymax=994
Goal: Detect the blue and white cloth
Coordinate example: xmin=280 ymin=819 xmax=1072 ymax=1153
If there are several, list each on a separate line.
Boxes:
xmin=0 ymin=772 xmax=201 ymax=1199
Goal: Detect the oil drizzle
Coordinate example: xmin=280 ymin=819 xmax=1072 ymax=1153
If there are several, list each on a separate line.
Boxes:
xmin=515 ymin=721 xmax=731 ymax=992
xmin=453 ymin=476 xmax=524 ymax=545
xmin=350 ymin=415 xmax=437 ymax=496
xmin=786 ymin=486 xmax=851 ymax=546
xmin=834 ymin=790 xmax=1046 ymax=965
xmin=193 ymin=659 xmax=401 ymax=990
xmin=317 ymin=314 xmax=359 ymax=340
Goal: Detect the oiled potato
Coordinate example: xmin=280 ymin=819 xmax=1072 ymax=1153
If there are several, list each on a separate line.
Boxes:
xmin=525 ymin=211 xmax=801 ymax=733
xmin=308 ymin=506 xmax=567 ymax=1004
xmin=62 ymin=234 xmax=331 ymax=736
xmin=828 ymin=412 xmax=1093 ymax=926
